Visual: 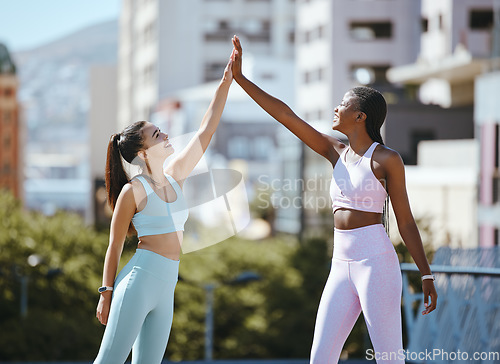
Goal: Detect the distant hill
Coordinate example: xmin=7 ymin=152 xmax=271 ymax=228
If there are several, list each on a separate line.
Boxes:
xmin=13 ymin=19 xmax=118 ymax=65
xmin=12 ymin=19 xmax=118 ymax=137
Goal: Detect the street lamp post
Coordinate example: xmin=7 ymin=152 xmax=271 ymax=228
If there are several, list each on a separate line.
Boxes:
xmin=204 ymin=283 xmax=215 ymax=361
xmin=202 ymin=271 xmax=261 ymax=362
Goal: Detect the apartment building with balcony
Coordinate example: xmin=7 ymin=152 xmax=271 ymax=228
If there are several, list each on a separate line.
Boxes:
xmin=117 ymin=0 xmax=295 ymax=130
xmin=387 ymin=0 xmax=499 ymax=247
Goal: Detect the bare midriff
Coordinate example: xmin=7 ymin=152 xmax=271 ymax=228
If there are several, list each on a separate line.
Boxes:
xmin=136 ymin=231 xmax=183 ymax=261
xmin=334 ymin=208 xmax=383 ymax=230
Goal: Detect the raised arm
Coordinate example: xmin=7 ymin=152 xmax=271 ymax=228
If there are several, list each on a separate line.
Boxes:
xmin=231 ymin=35 xmax=341 ymax=165
xmin=166 ymin=51 xmax=234 ymax=184
xmin=383 ymin=148 xmax=438 ymax=315
xmin=96 ymin=183 xmax=136 ymax=325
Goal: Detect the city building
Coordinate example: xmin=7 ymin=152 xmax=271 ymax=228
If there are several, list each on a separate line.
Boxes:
xmin=476 ymin=70 xmax=500 ymax=247
xmin=89 ymin=65 xmax=118 ymax=226
xmin=387 ymin=0 xmax=499 ymax=247
xmin=292 ymin=0 xmax=426 ymax=234
xmin=150 ymin=54 xmax=295 ymax=236
xmin=0 ymin=43 xmax=22 ymax=200
xmin=117 ymin=0 xmax=295 ymax=130
xmin=402 ymin=139 xmax=479 ymax=249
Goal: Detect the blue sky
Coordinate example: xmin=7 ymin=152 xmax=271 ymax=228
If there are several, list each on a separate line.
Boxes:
xmin=0 ymin=0 xmax=120 ymax=52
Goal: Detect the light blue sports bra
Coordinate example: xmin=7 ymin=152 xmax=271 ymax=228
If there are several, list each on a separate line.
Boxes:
xmin=131 ymin=173 xmax=189 ymax=237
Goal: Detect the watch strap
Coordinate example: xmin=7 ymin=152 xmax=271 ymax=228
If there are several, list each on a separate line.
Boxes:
xmin=98 ymin=286 xmax=114 ymax=293
xmin=421 ymin=274 xmax=435 ymax=281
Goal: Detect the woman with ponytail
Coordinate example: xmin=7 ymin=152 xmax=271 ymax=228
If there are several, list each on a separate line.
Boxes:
xmin=94 ymin=50 xmax=235 ymax=364
xmin=230 ymin=36 xmax=437 ymax=363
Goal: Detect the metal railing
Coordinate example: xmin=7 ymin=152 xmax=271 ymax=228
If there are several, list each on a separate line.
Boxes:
xmin=400 ymin=247 xmax=500 ymax=364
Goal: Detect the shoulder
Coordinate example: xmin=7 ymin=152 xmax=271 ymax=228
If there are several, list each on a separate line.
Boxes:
xmin=113 ymin=182 xmax=138 ymax=213
xmin=121 ymin=177 xmax=147 ymax=202
xmin=323 ymin=135 xmax=347 ymax=161
xmin=373 ymin=144 xmax=404 ymax=173
xmin=118 ymin=182 xmax=136 ymax=201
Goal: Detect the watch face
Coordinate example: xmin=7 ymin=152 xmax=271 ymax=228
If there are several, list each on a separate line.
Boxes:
xmin=98 ymin=287 xmax=107 ymax=293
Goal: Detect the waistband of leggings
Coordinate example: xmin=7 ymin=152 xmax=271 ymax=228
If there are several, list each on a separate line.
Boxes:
xmin=334 ymin=223 xmax=385 ymax=233
xmin=332 ymin=223 xmax=394 ymax=260
xmin=132 ymin=248 xmax=179 ymax=281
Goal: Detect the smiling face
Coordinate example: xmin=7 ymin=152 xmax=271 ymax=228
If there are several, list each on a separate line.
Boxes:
xmin=140 ymin=122 xmax=174 ymax=161
xmin=332 ymin=91 xmax=364 ymax=133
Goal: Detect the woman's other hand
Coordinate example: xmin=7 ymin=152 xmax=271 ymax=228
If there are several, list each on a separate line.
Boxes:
xmin=96 ymin=291 xmax=112 ymax=325
xmin=222 ymin=48 xmax=235 ymax=83
xmin=231 ymin=35 xmax=243 ymax=81
xmin=421 ymin=279 xmax=437 ymax=315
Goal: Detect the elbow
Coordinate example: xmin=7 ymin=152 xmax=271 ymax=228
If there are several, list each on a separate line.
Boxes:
xmin=397 ymin=219 xmax=418 ymax=237
xmin=107 ymin=238 xmax=125 ymax=254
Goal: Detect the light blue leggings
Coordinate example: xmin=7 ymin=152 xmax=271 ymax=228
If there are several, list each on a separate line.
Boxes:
xmin=94 ymin=248 xmax=179 ymax=364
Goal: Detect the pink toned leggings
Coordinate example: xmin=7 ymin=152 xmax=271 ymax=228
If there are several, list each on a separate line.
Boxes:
xmin=310 ymin=223 xmax=404 ymax=364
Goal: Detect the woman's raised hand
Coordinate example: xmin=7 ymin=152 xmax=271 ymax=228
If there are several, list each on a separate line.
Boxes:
xmin=231 ymin=35 xmax=243 ymax=81
xmin=222 ymin=48 xmax=235 ymax=83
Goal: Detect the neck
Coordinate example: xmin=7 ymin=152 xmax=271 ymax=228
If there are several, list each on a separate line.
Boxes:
xmin=345 ymin=130 xmax=374 ymax=155
xmin=145 ymin=160 xmax=166 ymax=184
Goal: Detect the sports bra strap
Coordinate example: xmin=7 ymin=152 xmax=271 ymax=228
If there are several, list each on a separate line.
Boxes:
xmin=364 ymin=142 xmax=379 ymax=159
xmin=135 ymin=175 xmax=154 ymax=195
xmin=164 ymin=173 xmax=182 ymax=192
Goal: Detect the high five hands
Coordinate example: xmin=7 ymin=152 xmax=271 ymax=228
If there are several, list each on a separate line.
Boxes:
xmin=231 ymin=35 xmax=243 ymax=81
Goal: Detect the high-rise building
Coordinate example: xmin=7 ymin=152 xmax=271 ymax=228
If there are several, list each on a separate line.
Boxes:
xmin=117 ymin=0 xmax=295 ymax=130
xmin=290 ymin=0 xmax=422 ymax=233
xmin=295 ymin=0 xmax=421 ymax=129
xmin=387 ymin=0 xmax=498 ymax=247
xmin=0 ymin=43 xmax=22 ymax=200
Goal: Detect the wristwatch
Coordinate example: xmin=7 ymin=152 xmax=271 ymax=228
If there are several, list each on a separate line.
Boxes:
xmin=98 ymin=286 xmax=114 ymax=293
xmin=421 ymin=274 xmax=435 ymax=281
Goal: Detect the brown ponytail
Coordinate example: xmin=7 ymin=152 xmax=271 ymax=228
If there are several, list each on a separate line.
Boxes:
xmin=105 ymin=133 xmax=129 ymax=210
xmin=104 ymin=121 xmax=147 ymax=234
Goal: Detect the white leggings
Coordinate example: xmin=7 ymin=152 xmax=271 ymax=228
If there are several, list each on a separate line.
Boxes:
xmin=310 ymin=224 xmax=404 ymax=364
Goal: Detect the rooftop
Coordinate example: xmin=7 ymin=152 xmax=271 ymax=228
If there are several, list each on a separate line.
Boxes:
xmin=0 ymin=43 xmax=16 ymax=74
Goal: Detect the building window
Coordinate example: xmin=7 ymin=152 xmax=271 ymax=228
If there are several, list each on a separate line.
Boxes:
xmin=495 ymin=123 xmax=499 ymax=168
xmin=228 ymin=137 xmax=250 ymax=159
xmin=204 ymin=62 xmax=227 ymax=82
xmin=2 ymin=162 xmax=11 ymax=174
xmin=253 ymin=137 xmax=273 ymax=160
xmin=301 ymin=24 xmax=327 ymax=44
xmin=246 ymin=20 xmax=271 ymax=42
xmin=303 ymin=67 xmax=326 ymax=84
xmin=142 ymin=21 xmax=156 ymax=44
xmin=350 ymin=64 xmax=390 ymax=85
xmin=3 ymin=110 xmax=12 ymax=124
xmin=204 ymin=20 xmax=233 ymax=41
xmin=493 ymin=176 xmax=500 ymax=204
xmin=350 ymin=21 xmax=392 ymax=40
xmin=410 ymin=129 xmax=435 ymax=165
xmin=438 ymin=14 xmax=443 ymax=30
xmin=470 ymin=10 xmax=494 ymax=30
xmin=142 ymin=63 xmax=156 ymax=85
xmin=421 ymin=17 xmax=429 ymax=33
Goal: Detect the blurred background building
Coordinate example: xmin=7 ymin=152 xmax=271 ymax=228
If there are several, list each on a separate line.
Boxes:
xmin=388 ymin=0 xmax=498 ymax=247
xmin=5 ymin=0 xmax=499 ymax=248
xmin=0 ymin=43 xmax=22 ymax=200
xmin=117 ymin=0 xmax=295 ymax=130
